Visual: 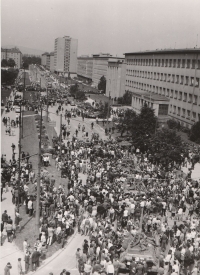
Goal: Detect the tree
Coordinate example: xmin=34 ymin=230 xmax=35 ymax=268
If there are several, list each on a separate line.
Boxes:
xmin=22 ymin=56 xmax=41 ymax=66
xmin=1 ymin=69 xmax=19 ymax=85
xmin=149 ymin=128 xmax=185 ymax=166
xmin=189 ymin=121 xmax=200 ymax=144
xmin=98 ymin=76 xmax=106 ymax=93
xmin=1 ymin=59 xmax=8 ymax=67
xmin=118 ymin=91 xmax=132 ymax=105
xmin=7 ymin=58 xmax=16 ymax=68
xmin=70 ymin=83 xmax=79 ymax=96
xmin=117 ymin=109 xmax=136 ymax=136
xmin=74 ymin=90 xmax=86 ymax=101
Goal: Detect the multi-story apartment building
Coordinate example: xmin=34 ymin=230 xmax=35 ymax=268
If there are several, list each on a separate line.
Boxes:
xmin=49 ymin=52 xmax=54 ymax=72
xmin=1 ymin=47 xmax=22 ymax=69
xmin=124 ymin=49 xmax=200 ymax=128
xmin=54 ymin=36 xmax=78 ymax=75
xmin=77 ymin=56 xmax=93 ymax=81
xmin=41 ymin=52 xmax=49 ymax=66
xmin=106 ymin=58 xmax=126 ymax=99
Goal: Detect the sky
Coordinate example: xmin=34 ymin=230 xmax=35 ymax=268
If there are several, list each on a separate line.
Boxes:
xmin=1 ymin=0 xmax=200 ymax=57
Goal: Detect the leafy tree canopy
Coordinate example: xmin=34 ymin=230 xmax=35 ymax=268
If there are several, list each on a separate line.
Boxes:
xmin=118 ymin=90 xmax=132 ymax=105
xmin=98 ymin=75 xmax=106 ymax=93
xmin=1 ymin=69 xmax=19 ymax=85
xmin=1 ymin=59 xmax=8 ymax=67
xmin=7 ymin=58 xmax=16 ymax=68
xmin=22 ymin=56 xmax=41 ymax=66
xmin=189 ymin=121 xmax=200 ymax=144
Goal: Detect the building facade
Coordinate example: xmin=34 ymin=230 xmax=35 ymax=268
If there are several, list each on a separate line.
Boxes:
xmin=54 ymin=36 xmax=78 ymax=75
xmin=131 ymin=91 xmax=170 ymax=123
xmin=92 ymin=53 xmax=113 ymax=87
xmin=41 ymin=52 xmax=49 ymax=66
xmin=1 ymin=47 xmax=22 ymax=69
xmin=106 ymin=58 xmax=126 ymax=99
xmin=124 ymin=49 xmax=200 ymax=128
xmin=77 ymin=56 xmax=93 ymax=81
xmin=49 ymin=52 xmax=54 ymax=72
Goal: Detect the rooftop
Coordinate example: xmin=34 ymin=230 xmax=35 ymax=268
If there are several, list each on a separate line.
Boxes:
xmin=124 ymin=48 xmax=200 ymax=56
xmin=131 ymin=91 xmax=170 ymax=102
xmin=1 ymin=47 xmax=22 ymax=54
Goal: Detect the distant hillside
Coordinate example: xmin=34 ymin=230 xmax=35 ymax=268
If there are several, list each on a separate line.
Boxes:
xmin=2 ymin=45 xmax=46 ymax=56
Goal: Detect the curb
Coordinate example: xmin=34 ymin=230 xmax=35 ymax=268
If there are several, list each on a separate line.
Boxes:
xmin=29 ymin=228 xmax=78 ymax=274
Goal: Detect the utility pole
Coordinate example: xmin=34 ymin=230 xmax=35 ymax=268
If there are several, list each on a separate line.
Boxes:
xmin=35 ymin=107 xmax=42 ymax=231
xmin=60 ymin=114 xmax=62 ymax=156
xmin=46 ymin=88 xmax=49 ymax=122
xmin=18 ymin=103 xmax=22 ymax=208
xmin=22 ymin=67 xmax=25 ymax=138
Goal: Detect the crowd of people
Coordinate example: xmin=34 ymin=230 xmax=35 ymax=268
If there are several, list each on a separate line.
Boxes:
xmin=1 ymin=91 xmax=200 ymax=275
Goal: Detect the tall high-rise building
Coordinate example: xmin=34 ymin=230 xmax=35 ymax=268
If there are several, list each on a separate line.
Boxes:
xmin=54 ymin=36 xmax=78 ymax=75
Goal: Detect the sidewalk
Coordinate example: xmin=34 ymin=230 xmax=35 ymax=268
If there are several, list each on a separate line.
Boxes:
xmin=1 ymin=96 xmax=25 ymax=274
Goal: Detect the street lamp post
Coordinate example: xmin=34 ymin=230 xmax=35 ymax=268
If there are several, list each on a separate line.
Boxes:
xmin=21 ymin=65 xmax=25 ymax=138
xmin=18 ymin=103 xmax=22 ymax=208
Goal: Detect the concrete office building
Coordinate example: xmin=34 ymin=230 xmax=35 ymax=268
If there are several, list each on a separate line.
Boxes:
xmin=124 ymin=49 xmax=200 ymax=128
xmin=77 ymin=56 xmax=93 ymax=81
xmin=106 ymin=58 xmax=126 ymax=99
xmin=1 ymin=47 xmax=22 ymax=69
xmin=92 ymin=53 xmax=113 ymax=87
xmin=54 ymin=36 xmax=78 ymax=75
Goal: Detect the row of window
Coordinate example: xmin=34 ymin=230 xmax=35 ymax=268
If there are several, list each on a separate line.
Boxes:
xmin=126 ymin=81 xmax=199 ymax=105
xmin=170 ymin=106 xmax=198 ymax=121
xmin=126 ymin=70 xmax=200 ymax=87
xmin=126 ymin=58 xmax=200 ymax=69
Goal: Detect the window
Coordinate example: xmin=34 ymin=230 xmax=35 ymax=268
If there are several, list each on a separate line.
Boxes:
xmin=180 ymin=75 xmax=184 ymax=84
xmin=185 ymin=76 xmax=189 ymax=85
xmin=193 ymin=95 xmax=197 ymax=105
xmin=155 ymin=59 xmax=157 ymax=66
xmin=192 ymin=112 xmax=196 ymax=120
xmin=154 ymin=72 xmax=156 ymax=80
xmin=160 ymin=73 xmax=163 ymax=81
xmin=158 ymin=104 xmax=168 ymax=115
xmin=192 ymin=59 xmax=196 ymax=69
xmin=176 ymin=75 xmax=179 ymax=84
xmin=187 ymin=59 xmax=190 ymax=68
xmin=156 ymin=86 xmax=158 ymax=93
xmin=187 ymin=110 xmax=190 ymax=118
xmin=190 ymin=77 xmax=194 ymax=86
xmin=149 ymin=59 xmax=152 ymax=66
xmin=170 ymin=90 xmax=173 ymax=97
xmin=172 ymin=75 xmax=175 ymax=83
xmin=159 ymin=87 xmax=162 ymax=94
xmin=162 ymin=88 xmax=165 ymax=95
xmin=188 ymin=94 xmax=192 ymax=103
xmin=184 ymin=93 xmax=187 ymax=102
xmin=195 ymin=77 xmax=199 ymax=87
xmin=177 ymin=107 xmax=180 ymax=116
xmin=164 ymin=74 xmax=167 ymax=81
xmin=177 ymin=59 xmax=181 ymax=68
xmin=179 ymin=92 xmax=182 ymax=100
xmin=174 ymin=90 xmax=178 ymax=99
xmin=165 ymin=59 xmax=168 ymax=67
xmin=169 ymin=59 xmax=172 ymax=67
xmin=182 ymin=108 xmax=185 ymax=117
xmin=167 ymin=89 xmax=169 ymax=97
xmin=158 ymin=59 xmax=160 ymax=67
xmin=173 ymin=59 xmax=176 ymax=67
xmin=198 ymin=60 xmax=200 ymax=69
xmin=168 ymin=74 xmax=171 ymax=82
xmin=161 ymin=59 xmax=164 ymax=67
xmin=173 ymin=106 xmax=176 ymax=114
xmin=157 ymin=73 xmax=160 ymax=80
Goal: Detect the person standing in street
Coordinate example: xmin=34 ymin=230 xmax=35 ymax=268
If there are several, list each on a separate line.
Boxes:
xmin=4 ymin=262 xmax=12 ymax=275
xmin=17 ymin=258 xmax=23 ymax=275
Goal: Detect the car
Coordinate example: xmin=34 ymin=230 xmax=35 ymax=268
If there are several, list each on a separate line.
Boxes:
xmin=70 ymin=101 xmax=75 ymax=106
xmin=15 ymin=107 xmax=20 ymax=113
